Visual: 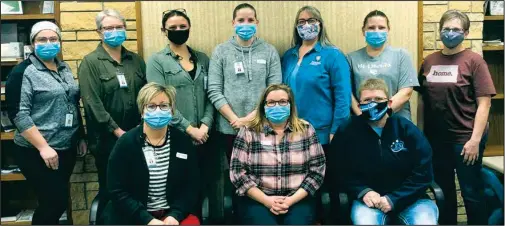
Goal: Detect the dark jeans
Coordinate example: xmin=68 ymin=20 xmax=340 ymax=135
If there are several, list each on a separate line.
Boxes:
xmin=93 ymin=137 xmax=117 ymax=224
xmin=237 ymin=195 xmax=316 ymax=225
xmin=12 ymin=144 xmax=76 ymax=225
xmin=431 ymin=132 xmax=488 ymax=225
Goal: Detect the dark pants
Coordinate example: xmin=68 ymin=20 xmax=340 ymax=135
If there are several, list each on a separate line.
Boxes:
xmin=93 ymin=137 xmax=117 ymax=224
xmin=237 ymin=196 xmax=316 ymax=225
xmin=431 ymin=132 xmax=488 ymax=225
xmin=13 ymin=144 xmax=76 ymax=225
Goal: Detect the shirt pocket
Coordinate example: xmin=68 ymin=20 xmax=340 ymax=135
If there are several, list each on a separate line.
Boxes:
xmin=99 ymin=73 xmax=119 ymax=94
xmin=163 ymin=68 xmax=186 ymax=86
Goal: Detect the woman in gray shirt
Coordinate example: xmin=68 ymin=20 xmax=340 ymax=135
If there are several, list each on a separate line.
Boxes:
xmin=347 ymin=10 xmax=419 ymax=120
xmin=5 ymin=21 xmax=87 ymax=225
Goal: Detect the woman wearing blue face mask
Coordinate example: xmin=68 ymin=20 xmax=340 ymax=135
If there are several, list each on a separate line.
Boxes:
xmin=416 ymin=10 xmax=496 ymax=225
xmin=282 ymin=5 xmax=351 ymax=150
xmin=208 ymin=3 xmax=282 ymax=162
xmin=78 ymin=9 xmax=147 ymax=221
xmin=347 ymin=10 xmax=419 ymax=121
xmin=104 ymin=82 xmax=201 ymax=225
xmin=230 ymin=84 xmax=326 ymax=225
xmin=5 ymin=21 xmax=87 ymax=224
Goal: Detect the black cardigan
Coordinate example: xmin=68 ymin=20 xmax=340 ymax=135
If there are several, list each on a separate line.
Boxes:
xmin=103 ymin=125 xmax=200 ymax=225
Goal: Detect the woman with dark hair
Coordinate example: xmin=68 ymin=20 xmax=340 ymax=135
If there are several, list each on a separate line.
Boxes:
xmin=230 ymin=84 xmax=326 ymax=225
xmin=347 ymin=10 xmax=418 ymax=120
xmin=208 ymin=3 xmax=282 ymax=162
xmin=103 ymin=83 xmax=200 ymax=225
xmin=146 ymin=8 xmax=216 ymax=220
xmin=281 ymin=5 xmax=351 ymax=150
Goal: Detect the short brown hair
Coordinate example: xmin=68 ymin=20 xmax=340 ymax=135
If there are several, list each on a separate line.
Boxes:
xmin=137 ymin=82 xmax=176 ymax=114
xmin=358 ymin=78 xmax=389 ymax=99
xmin=439 ymin=9 xmax=470 ymax=32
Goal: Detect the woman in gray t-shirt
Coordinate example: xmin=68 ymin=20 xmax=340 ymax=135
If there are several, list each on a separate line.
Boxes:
xmin=347 ymin=10 xmax=419 ymax=120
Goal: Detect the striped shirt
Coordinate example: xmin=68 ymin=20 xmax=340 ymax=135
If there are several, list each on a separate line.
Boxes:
xmin=230 ymin=122 xmax=326 ymax=197
xmin=143 ymin=132 xmax=171 ymax=211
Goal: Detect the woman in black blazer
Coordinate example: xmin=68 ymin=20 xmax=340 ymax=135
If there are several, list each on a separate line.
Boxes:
xmin=103 ymin=82 xmax=200 ymax=225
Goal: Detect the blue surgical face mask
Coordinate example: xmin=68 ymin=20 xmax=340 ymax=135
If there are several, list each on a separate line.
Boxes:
xmin=234 ymin=24 xmax=257 ymax=41
xmin=265 ymin=104 xmax=291 ymax=124
xmin=441 ymin=30 xmax=464 ymax=49
xmin=297 ymin=23 xmax=319 ymax=41
xmin=103 ymin=29 xmax=126 ymax=47
xmin=144 ymin=109 xmax=172 ymax=130
xmin=365 ymin=31 xmax=388 ymax=48
xmin=359 ymin=101 xmax=389 ymax=121
xmin=35 ymin=42 xmax=60 ymax=61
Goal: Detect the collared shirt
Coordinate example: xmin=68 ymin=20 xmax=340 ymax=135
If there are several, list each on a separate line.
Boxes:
xmin=281 ymin=42 xmax=351 ymax=145
xmin=6 ymin=54 xmax=82 ymax=150
xmin=146 ymin=45 xmax=214 ymax=133
xmin=230 ymin=121 xmax=326 ymax=197
xmin=79 ymin=42 xmax=146 ymax=151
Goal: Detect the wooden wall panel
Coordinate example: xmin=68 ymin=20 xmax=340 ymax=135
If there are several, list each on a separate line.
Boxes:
xmin=140 ymin=1 xmax=419 ymax=123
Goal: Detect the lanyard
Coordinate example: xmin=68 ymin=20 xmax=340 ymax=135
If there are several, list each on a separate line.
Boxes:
xmin=48 ymin=70 xmax=74 ymax=113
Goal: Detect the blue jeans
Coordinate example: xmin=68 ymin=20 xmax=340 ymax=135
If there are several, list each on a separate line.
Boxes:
xmin=238 ymin=196 xmax=315 ymax=225
xmin=431 ymin=131 xmax=489 ymax=225
xmin=351 ymin=199 xmax=439 ymax=225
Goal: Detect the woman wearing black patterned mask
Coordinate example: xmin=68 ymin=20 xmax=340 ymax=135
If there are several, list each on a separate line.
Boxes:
xmin=146 ymin=8 xmax=216 ymax=220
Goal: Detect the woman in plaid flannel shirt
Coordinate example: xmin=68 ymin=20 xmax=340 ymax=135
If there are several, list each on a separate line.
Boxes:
xmin=230 ymin=84 xmax=326 ymax=225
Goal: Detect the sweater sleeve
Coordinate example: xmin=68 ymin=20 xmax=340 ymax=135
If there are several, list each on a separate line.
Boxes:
xmin=107 ymin=134 xmax=154 ymax=225
xmin=384 ymin=119 xmax=433 ymax=211
xmin=266 ymin=45 xmax=282 ymax=85
xmin=207 ymin=46 xmax=228 ymax=110
xmin=6 ymin=62 xmax=35 ymax=133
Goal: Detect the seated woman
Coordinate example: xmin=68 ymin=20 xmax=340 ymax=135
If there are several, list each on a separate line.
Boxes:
xmin=229 ymin=84 xmax=326 ymax=225
xmin=103 ymin=82 xmax=200 ymax=225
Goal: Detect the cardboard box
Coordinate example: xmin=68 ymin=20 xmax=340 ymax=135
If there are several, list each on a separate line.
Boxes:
xmin=1 ymin=42 xmax=23 ymax=58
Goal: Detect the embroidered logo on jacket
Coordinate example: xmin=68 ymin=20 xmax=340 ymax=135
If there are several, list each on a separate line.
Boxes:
xmin=390 ymin=139 xmax=407 ymax=153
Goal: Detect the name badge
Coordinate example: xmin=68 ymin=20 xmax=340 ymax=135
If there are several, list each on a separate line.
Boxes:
xmin=144 ymin=150 xmax=157 ymax=168
xmin=234 ymin=62 xmax=245 ymax=75
xmin=117 ymin=73 xmax=128 ymax=88
xmin=204 ymin=76 xmax=208 ymax=90
xmin=65 ymin=113 xmax=73 ymax=127
xmin=256 ymin=59 xmax=266 ymax=64
xmin=176 ymin=152 xmax=187 ymax=159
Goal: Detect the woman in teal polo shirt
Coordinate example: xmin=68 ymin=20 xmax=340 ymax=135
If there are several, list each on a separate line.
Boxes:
xmin=282 ymin=5 xmax=351 ymax=150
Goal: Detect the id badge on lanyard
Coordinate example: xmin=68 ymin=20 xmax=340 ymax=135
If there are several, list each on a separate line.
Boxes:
xmin=117 ymin=69 xmax=128 ymax=88
xmin=144 ymin=149 xmax=157 ymax=168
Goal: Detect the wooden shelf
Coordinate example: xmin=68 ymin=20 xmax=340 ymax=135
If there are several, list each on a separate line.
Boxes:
xmin=1 ymin=131 xmax=15 ymax=140
xmin=492 ymin=94 xmax=504 ymax=100
xmin=483 ymin=45 xmax=504 ymax=51
xmin=1 ymin=59 xmax=23 ymax=67
xmin=1 ymin=14 xmax=54 ymax=20
xmin=485 ymin=15 xmax=504 ymax=21
xmin=1 ymin=221 xmax=31 ymax=225
xmin=1 ymin=173 xmax=26 ymax=181
xmin=484 ymin=145 xmax=504 ymax=157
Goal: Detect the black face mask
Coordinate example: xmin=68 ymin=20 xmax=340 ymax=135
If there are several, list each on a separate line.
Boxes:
xmin=359 ymin=101 xmax=392 ymax=121
xmin=166 ymin=29 xmax=189 ymax=45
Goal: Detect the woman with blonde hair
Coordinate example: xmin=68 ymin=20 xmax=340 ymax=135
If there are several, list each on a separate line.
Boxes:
xmin=230 ymin=84 xmax=326 ymax=225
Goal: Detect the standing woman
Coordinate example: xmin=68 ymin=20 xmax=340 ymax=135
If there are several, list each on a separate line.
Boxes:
xmin=5 ymin=21 xmax=87 ymax=224
xmin=79 ymin=9 xmax=147 ymax=223
xmin=208 ymin=3 xmax=282 ymax=162
xmin=282 ymin=5 xmax=351 ymax=149
xmin=347 ymin=10 xmax=419 ymax=120
xmin=416 ymin=10 xmax=496 ymax=225
xmin=146 ymin=8 xmax=215 ymax=218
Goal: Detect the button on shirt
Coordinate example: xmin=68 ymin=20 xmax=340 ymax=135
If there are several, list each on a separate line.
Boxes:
xmin=230 ymin=122 xmax=326 ymax=197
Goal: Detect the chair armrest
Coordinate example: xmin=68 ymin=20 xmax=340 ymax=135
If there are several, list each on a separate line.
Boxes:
xmin=429 ymin=182 xmax=445 ymax=218
xmin=223 ymin=191 xmax=234 ymax=224
xmin=89 ymin=193 xmax=100 ymax=225
xmin=321 ymin=191 xmax=332 ymax=224
xmin=201 ymin=196 xmax=210 ymax=225
xmin=338 ymin=192 xmax=352 ymax=225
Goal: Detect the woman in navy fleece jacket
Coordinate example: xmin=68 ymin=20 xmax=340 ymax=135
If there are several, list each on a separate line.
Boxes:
xmin=327 ymin=78 xmax=438 ymax=225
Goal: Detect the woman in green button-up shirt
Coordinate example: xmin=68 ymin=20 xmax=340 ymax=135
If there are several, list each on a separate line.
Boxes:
xmin=146 ymin=9 xmax=216 ymax=218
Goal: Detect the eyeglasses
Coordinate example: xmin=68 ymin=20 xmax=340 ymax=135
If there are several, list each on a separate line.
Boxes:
xmin=162 ymin=8 xmax=187 ymax=17
xmin=34 ymin=36 xmax=59 ymax=43
xmin=297 ymin=18 xmax=319 ymax=26
xmin=360 ymin=97 xmax=388 ymax=104
xmin=265 ymin=99 xmax=290 ymax=107
xmin=145 ymin=103 xmax=171 ymax=112
xmin=101 ymin=25 xmax=126 ymax=31
xmin=441 ymin=27 xmax=464 ymax=33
